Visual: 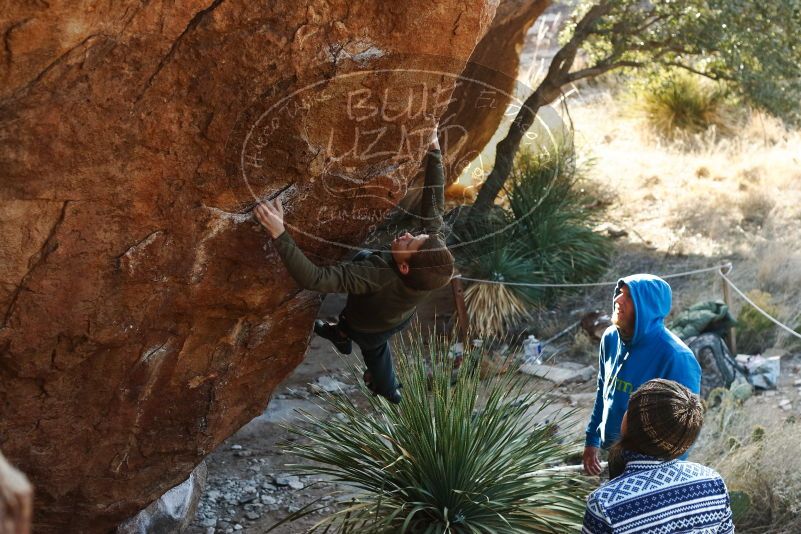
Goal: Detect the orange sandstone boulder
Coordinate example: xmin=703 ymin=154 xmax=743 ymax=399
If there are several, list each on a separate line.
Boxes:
xmin=444 ymin=0 xmax=551 ymax=179
xmin=0 ymin=1 xmax=497 ymax=530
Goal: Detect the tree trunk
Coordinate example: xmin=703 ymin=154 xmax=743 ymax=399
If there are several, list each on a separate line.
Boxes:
xmin=461 ymin=1 xmax=613 ymax=227
xmin=468 ymin=80 xmax=561 ymax=218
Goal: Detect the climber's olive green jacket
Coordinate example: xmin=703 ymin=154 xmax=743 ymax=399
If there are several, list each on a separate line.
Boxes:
xmin=272 ymin=149 xmax=445 ymax=332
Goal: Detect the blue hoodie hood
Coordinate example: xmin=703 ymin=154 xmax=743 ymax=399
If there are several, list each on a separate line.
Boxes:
xmin=615 ymin=274 xmax=673 ymax=347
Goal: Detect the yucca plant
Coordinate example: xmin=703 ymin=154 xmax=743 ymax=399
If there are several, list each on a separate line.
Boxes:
xmin=461 ymin=238 xmax=541 ymax=338
xmin=504 ymin=145 xmax=610 ymax=301
xmin=637 ymin=71 xmax=735 ymax=139
xmin=452 ymin=143 xmax=608 ymax=336
xmin=274 ymin=334 xmax=590 ymax=533
xmin=463 ymin=282 xmax=532 ymax=339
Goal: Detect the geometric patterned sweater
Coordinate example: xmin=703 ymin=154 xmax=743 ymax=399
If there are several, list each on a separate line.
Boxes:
xmin=582 ymin=452 xmax=734 ymax=533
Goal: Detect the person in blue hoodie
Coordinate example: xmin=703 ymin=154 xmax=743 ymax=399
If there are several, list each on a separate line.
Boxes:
xmin=583 ymin=274 xmax=702 ymax=475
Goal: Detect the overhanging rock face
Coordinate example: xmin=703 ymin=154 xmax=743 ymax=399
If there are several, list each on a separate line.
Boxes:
xmin=385 ymin=0 xmax=550 ymax=223
xmin=0 ymin=1 xmax=498 ymax=530
xmin=445 ymin=0 xmax=551 ymax=178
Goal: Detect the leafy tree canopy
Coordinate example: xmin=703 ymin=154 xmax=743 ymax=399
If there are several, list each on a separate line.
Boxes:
xmin=569 ymin=0 xmax=801 ymax=123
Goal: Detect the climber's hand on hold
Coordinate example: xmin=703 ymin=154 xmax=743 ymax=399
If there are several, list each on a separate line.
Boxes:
xmin=254 ymin=198 xmax=285 ymax=239
xmin=0 ymin=450 xmax=32 ymax=534
xmin=428 ymin=120 xmax=440 ymax=151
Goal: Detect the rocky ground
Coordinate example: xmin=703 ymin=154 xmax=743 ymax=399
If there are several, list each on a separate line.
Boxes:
xmin=184 ymin=244 xmax=801 ymax=534
xmin=185 ymin=289 xmax=603 ymax=534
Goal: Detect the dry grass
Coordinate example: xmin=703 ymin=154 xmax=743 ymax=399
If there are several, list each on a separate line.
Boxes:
xmin=739 ymin=190 xmax=776 ymax=228
xmin=564 ymin=90 xmax=801 ymax=327
xmin=694 ymin=389 xmax=801 ymax=533
xmin=463 ymin=283 xmax=532 ymax=339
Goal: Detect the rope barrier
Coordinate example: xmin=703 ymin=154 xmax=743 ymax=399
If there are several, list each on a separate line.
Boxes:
xmin=454 ymin=263 xmax=732 ymax=288
xmin=719 ymin=269 xmax=801 ymax=341
xmin=456 ymin=260 xmax=801 ymax=344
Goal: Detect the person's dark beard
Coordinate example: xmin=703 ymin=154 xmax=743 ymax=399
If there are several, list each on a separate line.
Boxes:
xmin=613 ymin=319 xmax=634 ymax=342
xmin=608 ymin=443 xmax=627 ymax=479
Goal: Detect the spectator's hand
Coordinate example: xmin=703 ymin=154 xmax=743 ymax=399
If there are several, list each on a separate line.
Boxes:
xmin=254 ymin=198 xmax=285 ymax=239
xmin=0 ymin=451 xmax=32 ymax=534
xmin=583 ymin=446 xmax=602 ymax=476
xmin=428 ymin=121 xmax=440 ymax=151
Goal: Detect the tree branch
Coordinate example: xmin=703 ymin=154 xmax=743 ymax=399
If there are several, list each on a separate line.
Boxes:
xmin=466 ymin=1 xmax=614 ymax=218
xmin=657 ymin=61 xmax=736 ymax=82
xmin=566 ymin=60 xmax=645 ymax=83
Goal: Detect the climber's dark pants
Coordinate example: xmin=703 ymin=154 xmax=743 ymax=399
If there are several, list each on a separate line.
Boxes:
xmin=338 ymin=315 xmax=411 ymax=396
xmin=338 ymin=249 xmax=411 ymax=396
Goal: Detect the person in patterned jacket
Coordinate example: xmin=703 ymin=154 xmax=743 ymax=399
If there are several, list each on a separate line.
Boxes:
xmin=582 ymin=379 xmax=734 ymax=534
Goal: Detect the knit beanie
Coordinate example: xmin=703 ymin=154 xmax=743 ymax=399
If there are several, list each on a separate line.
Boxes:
xmin=625 ymin=378 xmax=704 ymax=459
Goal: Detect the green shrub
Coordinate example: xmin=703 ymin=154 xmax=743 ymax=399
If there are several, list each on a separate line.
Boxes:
xmin=737 ymin=290 xmax=780 ymax=353
xmin=453 ymin=143 xmax=610 ymax=336
xmin=636 ymin=71 xmax=736 ymax=139
xmin=276 ymin=335 xmax=590 ymax=533
xmin=504 ymin=146 xmax=610 ymax=297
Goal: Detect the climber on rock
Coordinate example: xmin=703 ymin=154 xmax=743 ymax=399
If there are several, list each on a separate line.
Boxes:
xmin=254 ymin=123 xmax=455 ymax=404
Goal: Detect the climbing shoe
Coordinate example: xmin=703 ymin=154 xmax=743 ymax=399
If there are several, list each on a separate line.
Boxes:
xmin=314 ymin=320 xmax=352 ymax=355
xmin=362 ymin=370 xmax=402 ymax=404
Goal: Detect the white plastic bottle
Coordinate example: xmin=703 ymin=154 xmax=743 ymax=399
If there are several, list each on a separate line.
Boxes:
xmin=523 ymin=335 xmax=543 ymax=365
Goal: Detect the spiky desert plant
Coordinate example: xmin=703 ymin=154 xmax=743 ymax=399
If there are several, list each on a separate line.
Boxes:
xmin=461 ymin=238 xmax=540 ymax=338
xmin=463 ymin=281 xmax=532 ymax=339
xmin=637 ymin=71 xmax=735 ymax=139
xmin=505 ymin=145 xmax=610 ymax=300
xmin=275 ymin=334 xmax=590 ymax=533
xmin=450 ymin=143 xmax=608 ymax=336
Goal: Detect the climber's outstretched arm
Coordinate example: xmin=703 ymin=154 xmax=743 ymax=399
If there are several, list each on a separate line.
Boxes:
xmin=254 ymin=199 xmax=391 ymax=295
xmin=0 ymin=449 xmax=32 ymax=534
xmin=420 ymin=124 xmax=445 ymax=236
